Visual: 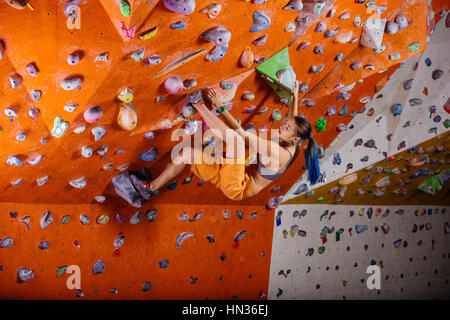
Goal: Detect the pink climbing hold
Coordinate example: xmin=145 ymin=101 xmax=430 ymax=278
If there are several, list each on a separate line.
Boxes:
xmin=84 ymin=106 xmax=103 ymax=124
xmin=164 ymin=76 xmax=184 ymax=95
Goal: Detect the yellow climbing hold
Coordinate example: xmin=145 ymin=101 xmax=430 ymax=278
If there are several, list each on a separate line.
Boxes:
xmin=118 ymin=88 xmax=134 ymax=103
xmin=338 ymin=173 xmax=358 ymax=185
xmin=139 ymin=27 xmax=158 ymax=40
xmin=96 ymin=214 xmax=110 ymax=225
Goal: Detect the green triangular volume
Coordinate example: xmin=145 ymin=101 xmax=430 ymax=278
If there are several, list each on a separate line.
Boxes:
xmin=256 ymin=47 xmax=296 ymax=105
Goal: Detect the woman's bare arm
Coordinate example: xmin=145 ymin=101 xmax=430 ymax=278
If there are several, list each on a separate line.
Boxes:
xmin=287 ymin=80 xmax=299 ymax=118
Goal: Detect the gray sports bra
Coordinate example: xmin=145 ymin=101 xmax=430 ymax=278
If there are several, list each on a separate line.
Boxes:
xmin=256 ymin=148 xmax=294 ymax=181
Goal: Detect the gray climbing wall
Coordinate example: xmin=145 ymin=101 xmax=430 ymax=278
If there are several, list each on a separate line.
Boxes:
xmin=268 ymin=204 xmax=450 ymax=299
xmin=283 ymin=16 xmax=450 ymax=203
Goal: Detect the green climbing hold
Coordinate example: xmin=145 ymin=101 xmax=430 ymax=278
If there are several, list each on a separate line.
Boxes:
xmin=318 ymin=246 xmax=325 ymax=254
xmin=390 ymin=52 xmax=401 ymax=60
xmin=61 ymin=215 xmax=71 ymax=224
xmin=313 ymin=2 xmax=326 ymax=15
xmin=315 ymin=117 xmax=327 ymax=131
xmin=317 ymin=197 xmax=323 ymax=202
xmin=444 ymin=119 xmax=450 ymax=128
xmin=120 ymin=0 xmax=131 ymax=17
xmin=417 ymin=169 xmax=448 ymax=195
xmin=408 ymin=41 xmax=420 ymax=52
xmin=336 ymin=232 xmax=340 ymax=241
xmin=271 ymin=110 xmax=282 ymax=123
xmin=51 ymin=116 xmax=69 ymax=138
xmin=56 ymin=266 xmax=68 ymax=277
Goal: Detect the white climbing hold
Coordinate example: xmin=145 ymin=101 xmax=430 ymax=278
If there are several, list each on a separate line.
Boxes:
xmin=9 ymin=76 xmax=20 ymax=88
xmin=95 ymin=52 xmax=109 ymax=62
xmin=7 ymin=156 xmax=22 ymax=166
xmin=92 ymin=126 xmax=106 ymax=141
xmin=81 ymin=146 xmax=93 ymax=158
xmin=131 ymin=47 xmax=145 ymax=62
xmin=73 ymin=124 xmax=86 ymax=134
xmin=361 ymin=18 xmax=386 ymax=49
xmin=67 ymin=52 xmax=80 ymax=65
xmin=64 ymin=104 xmax=77 ymax=112
xmin=27 ymin=154 xmax=42 ymax=166
xmin=61 ymin=77 xmax=81 ymax=90
xmin=94 ymin=195 xmax=106 ymax=203
xmin=37 ymin=176 xmax=49 ymax=186
xmin=69 ymin=177 xmax=87 ymax=189
xmin=4 ymin=107 xmax=17 ymax=117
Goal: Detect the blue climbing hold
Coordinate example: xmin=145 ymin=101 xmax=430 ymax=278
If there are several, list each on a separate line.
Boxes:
xmin=392 ymin=103 xmax=402 ymax=116
xmin=170 ymin=21 xmax=186 ymax=29
xmin=355 ymin=225 xmax=368 ymax=233
xmin=167 ymin=180 xmax=178 ymax=190
xmin=140 ymin=147 xmax=158 ymax=161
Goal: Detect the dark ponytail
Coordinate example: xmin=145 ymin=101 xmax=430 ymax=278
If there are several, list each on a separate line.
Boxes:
xmin=304 ymin=135 xmax=320 ymax=185
xmin=294 ymin=116 xmax=320 ymax=185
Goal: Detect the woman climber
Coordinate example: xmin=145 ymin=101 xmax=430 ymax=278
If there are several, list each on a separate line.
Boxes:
xmin=143 ymin=80 xmax=320 ymax=201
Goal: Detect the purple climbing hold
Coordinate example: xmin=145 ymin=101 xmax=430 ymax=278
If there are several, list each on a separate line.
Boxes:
xmin=253 ymin=34 xmax=268 ymax=46
xmin=266 ymin=197 xmax=280 ymax=209
xmin=313 ymin=45 xmax=323 ymax=54
xmin=200 ymin=26 xmax=231 ymax=46
xmin=40 ymin=210 xmax=53 ymax=230
xmin=395 ymin=14 xmax=408 ymax=29
xmin=142 ymin=281 xmax=152 ymax=291
xmin=92 ymin=259 xmax=105 ymax=274
xmin=17 ymin=268 xmax=34 ymax=282
xmin=250 ymin=11 xmax=271 ymax=32
xmin=146 ymin=209 xmax=159 ymax=222
xmin=283 ymin=0 xmax=303 ymax=11
xmin=385 ymin=21 xmax=399 ymax=34
xmin=350 ymin=62 xmax=362 ymax=70
xmin=315 ymin=21 xmax=326 ymax=33
xmin=364 ymin=139 xmax=376 ymax=149
xmin=325 ymin=27 xmax=340 ymax=38
xmin=158 ymin=259 xmax=169 ymax=269
xmin=234 ymin=230 xmax=246 ymax=242
xmin=163 ymin=0 xmax=195 ymax=14
xmin=0 ymin=237 xmax=13 ymax=248
xmin=140 ymin=147 xmax=158 ymax=161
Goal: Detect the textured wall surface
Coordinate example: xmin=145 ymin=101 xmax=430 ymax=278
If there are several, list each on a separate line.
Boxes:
xmin=269 ymin=204 xmax=450 ymax=299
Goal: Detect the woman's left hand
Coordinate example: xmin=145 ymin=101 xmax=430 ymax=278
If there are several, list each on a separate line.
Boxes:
xmin=205 ymin=88 xmax=223 ymax=107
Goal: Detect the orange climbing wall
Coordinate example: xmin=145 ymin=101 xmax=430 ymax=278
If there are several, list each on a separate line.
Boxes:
xmin=0 ymin=203 xmax=274 ymax=299
xmin=1 ymin=0 xmax=446 ymax=206
xmin=0 ymin=0 xmax=448 ymax=299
